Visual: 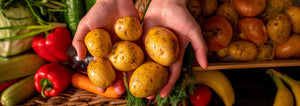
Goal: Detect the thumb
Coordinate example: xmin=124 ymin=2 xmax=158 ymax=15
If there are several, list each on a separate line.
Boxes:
xmin=72 ymin=24 xmax=90 ymax=60
xmin=189 ymin=28 xmax=208 ymax=69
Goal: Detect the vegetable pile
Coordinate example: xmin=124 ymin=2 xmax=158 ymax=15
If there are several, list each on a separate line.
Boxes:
xmin=187 ymin=0 xmax=300 ymax=62
xmin=0 ymin=0 xmax=300 ymax=106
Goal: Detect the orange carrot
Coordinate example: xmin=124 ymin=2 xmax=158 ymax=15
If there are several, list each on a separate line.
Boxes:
xmin=71 ymin=73 xmax=121 ymax=98
xmin=139 ymin=12 xmax=144 ymax=20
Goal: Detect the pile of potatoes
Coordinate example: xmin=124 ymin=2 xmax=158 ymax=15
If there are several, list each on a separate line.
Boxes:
xmin=84 ymin=16 xmax=179 ymax=98
xmin=186 ymin=0 xmax=300 ymax=62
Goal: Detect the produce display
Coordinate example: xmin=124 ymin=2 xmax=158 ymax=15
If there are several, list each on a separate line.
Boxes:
xmin=0 ymin=0 xmax=300 ymax=106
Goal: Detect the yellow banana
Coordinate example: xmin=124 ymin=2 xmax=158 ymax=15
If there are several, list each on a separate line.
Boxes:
xmin=280 ymin=72 xmax=300 ymax=106
xmin=189 ymin=70 xmax=235 ymax=106
xmin=267 ymin=69 xmax=294 ymax=106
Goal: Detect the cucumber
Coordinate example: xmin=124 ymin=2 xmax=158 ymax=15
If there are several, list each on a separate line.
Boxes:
xmin=1 ymin=75 xmax=36 ymax=106
xmin=62 ymin=0 xmax=86 ymax=37
xmin=0 ymin=54 xmax=47 ymax=84
xmin=85 ymin=0 xmax=97 ymax=12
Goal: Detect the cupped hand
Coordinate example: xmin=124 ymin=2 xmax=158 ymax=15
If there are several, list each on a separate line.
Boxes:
xmin=72 ymin=0 xmax=139 ymax=96
xmin=142 ymin=0 xmax=208 ymax=99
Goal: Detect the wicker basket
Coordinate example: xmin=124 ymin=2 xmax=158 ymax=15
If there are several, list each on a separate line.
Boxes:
xmin=21 ymin=87 xmax=128 ymax=106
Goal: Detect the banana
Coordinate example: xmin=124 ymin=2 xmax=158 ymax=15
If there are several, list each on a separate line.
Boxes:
xmin=267 ymin=69 xmax=294 ymax=106
xmin=188 ymin=70 xmax=235 ymax=106
xmin=280 ymin=72 xmax=300 ymax=106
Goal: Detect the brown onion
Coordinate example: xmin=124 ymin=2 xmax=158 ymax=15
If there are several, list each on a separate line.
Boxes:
xmin=237 ymin=17 xmax=268 ymax=46
xmin=232 ymin=0 xmax=266 ymax=17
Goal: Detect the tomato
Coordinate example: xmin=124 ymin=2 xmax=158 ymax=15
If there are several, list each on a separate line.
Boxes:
xmin=275 ymin=34 xmax=300 ymax=59
xmin=188 ymin=84 xmax=212 ymax=106
xmin=232 ymin=0 xmax=266 ymax=17
xmin=203 ymin=16 xmax=233 ymax=51
xmin=237 ymin=17 xmax=268 ymax=46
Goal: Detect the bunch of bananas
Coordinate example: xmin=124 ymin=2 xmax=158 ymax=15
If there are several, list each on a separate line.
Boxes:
xmin=267 ymin=68 xmax=300 ymax=106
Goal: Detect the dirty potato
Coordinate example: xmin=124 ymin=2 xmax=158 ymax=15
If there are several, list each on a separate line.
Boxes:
xmin=129 ymin=61 xmax=168 ymax=98
xmin=255 ymin=45 xmax=274 ymax=61
xmin=285 ymin=6 xmax=300 ymax=34
xmin=108 ymin=41 xmax=144 ymax=71
xmin=228 ymin=40 xmax=258 ymax=61
xmin=187 ymin=0 xmax=202 ymax=18
xmin=84 ymin=29 xmax=112 ymax=58
xmin=114 ymin=16 xmax=142 ymax=41
xmin=267 ymin=14 xmax=291 ymax=44
xmin=145 ymin=27 xmax=179 ymax=66
xmin=87 ymin=58 xmax=116 ymax=88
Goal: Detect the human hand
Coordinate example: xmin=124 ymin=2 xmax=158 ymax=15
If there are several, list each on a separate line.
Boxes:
xmin=142 ymin=0 xmax=208 ymax=99
xmin=72 ymin=0 xmax=139 ymax=96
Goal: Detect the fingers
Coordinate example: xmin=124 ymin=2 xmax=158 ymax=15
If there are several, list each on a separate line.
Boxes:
xmin=72 ymin=23 xmax=90 ymax=60
xmin=189 ymin=29 xmax=208 ymax=69
xmin=113 ymin=71 xmax=125 ymax=95
xmin=159 ymin=45 xmax=186 ymax=98
xmin=146 ymin=95 xmax=156 ymax=100
xmin=97 ymin=87 xmax=106 ymax=93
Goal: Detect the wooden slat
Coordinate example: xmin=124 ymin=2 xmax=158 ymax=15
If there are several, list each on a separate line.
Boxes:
xmin=190 ymin=59 xmax=300 ymax=71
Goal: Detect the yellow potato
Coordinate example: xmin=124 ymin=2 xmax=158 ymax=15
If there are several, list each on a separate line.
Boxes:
xmin=109 ymin=41 xmax=144 ymax=71
xmin=255 ymin=45 xmax=274 ymax=61
xmin=267 ymin=14 xmax=291 ymax=44
xmin=84 ymin=29 xmax=112 ymax=58
xmin=87 ymin=58 xmax=116 ymax=88
xmin=217 ymin=46 xmax=229 ymax=58
xmin=129 ymin=61 xmax=168 ymax=98
xmin=228 ymin=40 xmax=258 ymax=61
xmin=145 ymin=27 xmax=179 ymax=66
xmin=187 ymin=0 xmax=201 ymax=18
xmin=285 ymin=6 xmax=300 ymax=34
xmin=114 ymin=16 xmax=142 ymax=41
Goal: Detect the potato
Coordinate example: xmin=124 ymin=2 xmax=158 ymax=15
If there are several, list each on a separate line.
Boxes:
xmin=108 ymin=41 xmax=144 ymax=71
xmin=114 ymin=16 xmax=142 ymax=41
xmin=255 ymin=45 xmax=274 ymax=61
xmin=129 ymin=61 xmax=168 ymax=98
xmin=201 ymin=0 xmax=218 ymax=16
xmin=285 ymin=6 xmax=300 ymax=34
xmin=216 ymin=2 xmax=239 ymax=26
xmin=267 ymin=14 xmax=291 ymax=44
xmin=217 ymin=46 xmax=229 ymax=58
xmin=275 ymin=34 xmax=300 ymax=59
xmin=84 ymin=29 xmax=112 ymax=58
xmin=145 ymin=27 xmax=179 ymax=66
xmin=87 ymin=58 xmax=116 ymax=88
xmin=187 ymin=0 xmax=201 ymax=18
xmin=228 ymin=40 xmax=258 ymax=61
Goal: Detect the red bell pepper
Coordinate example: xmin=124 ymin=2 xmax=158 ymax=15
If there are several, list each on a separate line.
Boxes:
xmin=32 ymin=27 xmax=72 ymax=62
xmin=34 ymin=63 xmax=73 ymax=98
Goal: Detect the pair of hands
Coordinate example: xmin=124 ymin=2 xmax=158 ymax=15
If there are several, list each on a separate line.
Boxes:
xmin=72 ymin=0 xmax=208 ymax=99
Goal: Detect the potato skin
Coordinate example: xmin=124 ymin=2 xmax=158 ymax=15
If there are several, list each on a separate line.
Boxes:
xmin=87 ymin=58 xmax=116 ymax=88
xmin=267 ymin=14 xmax=291 ymax=44
xmin=129 ymin=61 xmax=168 ymax=98
xmin=145 ymin=27 xmax=179 ymax=66
xmin=187 ymin=0 xmax=201 ymax=18
xmin=284 ymin=6 xmax=300 ymax=34
xmin=255 ymin=45 xmax=274 ymax=61
xmin=275 ymin=34 xmax=300 ymax=59
xmin=84 ymin=29 xmax=112 ymax=58
xmin=114 ymin=16 xmax=142 ymax=41
xmin=109 ymin=41 xmax=144 ymax=71
xmin=228 ymin=40 xmax=258 ymax=61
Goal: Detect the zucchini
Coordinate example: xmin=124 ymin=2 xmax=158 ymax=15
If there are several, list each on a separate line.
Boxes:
xmin=0 ymin=54 xmax=47 ymax=84
xmin=85 ymin=0 xmax=97 ymax=12
xmin=62 ymin=0 xmax=86 ymax=37
xmin=1 ymin=75 xmax=36 ymax=106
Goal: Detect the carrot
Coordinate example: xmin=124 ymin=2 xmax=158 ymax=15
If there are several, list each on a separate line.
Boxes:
xmin=71 ymin=73 xmax=121 ymax=99
xmin=139 ymin=12 xmax=144 ymax=20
